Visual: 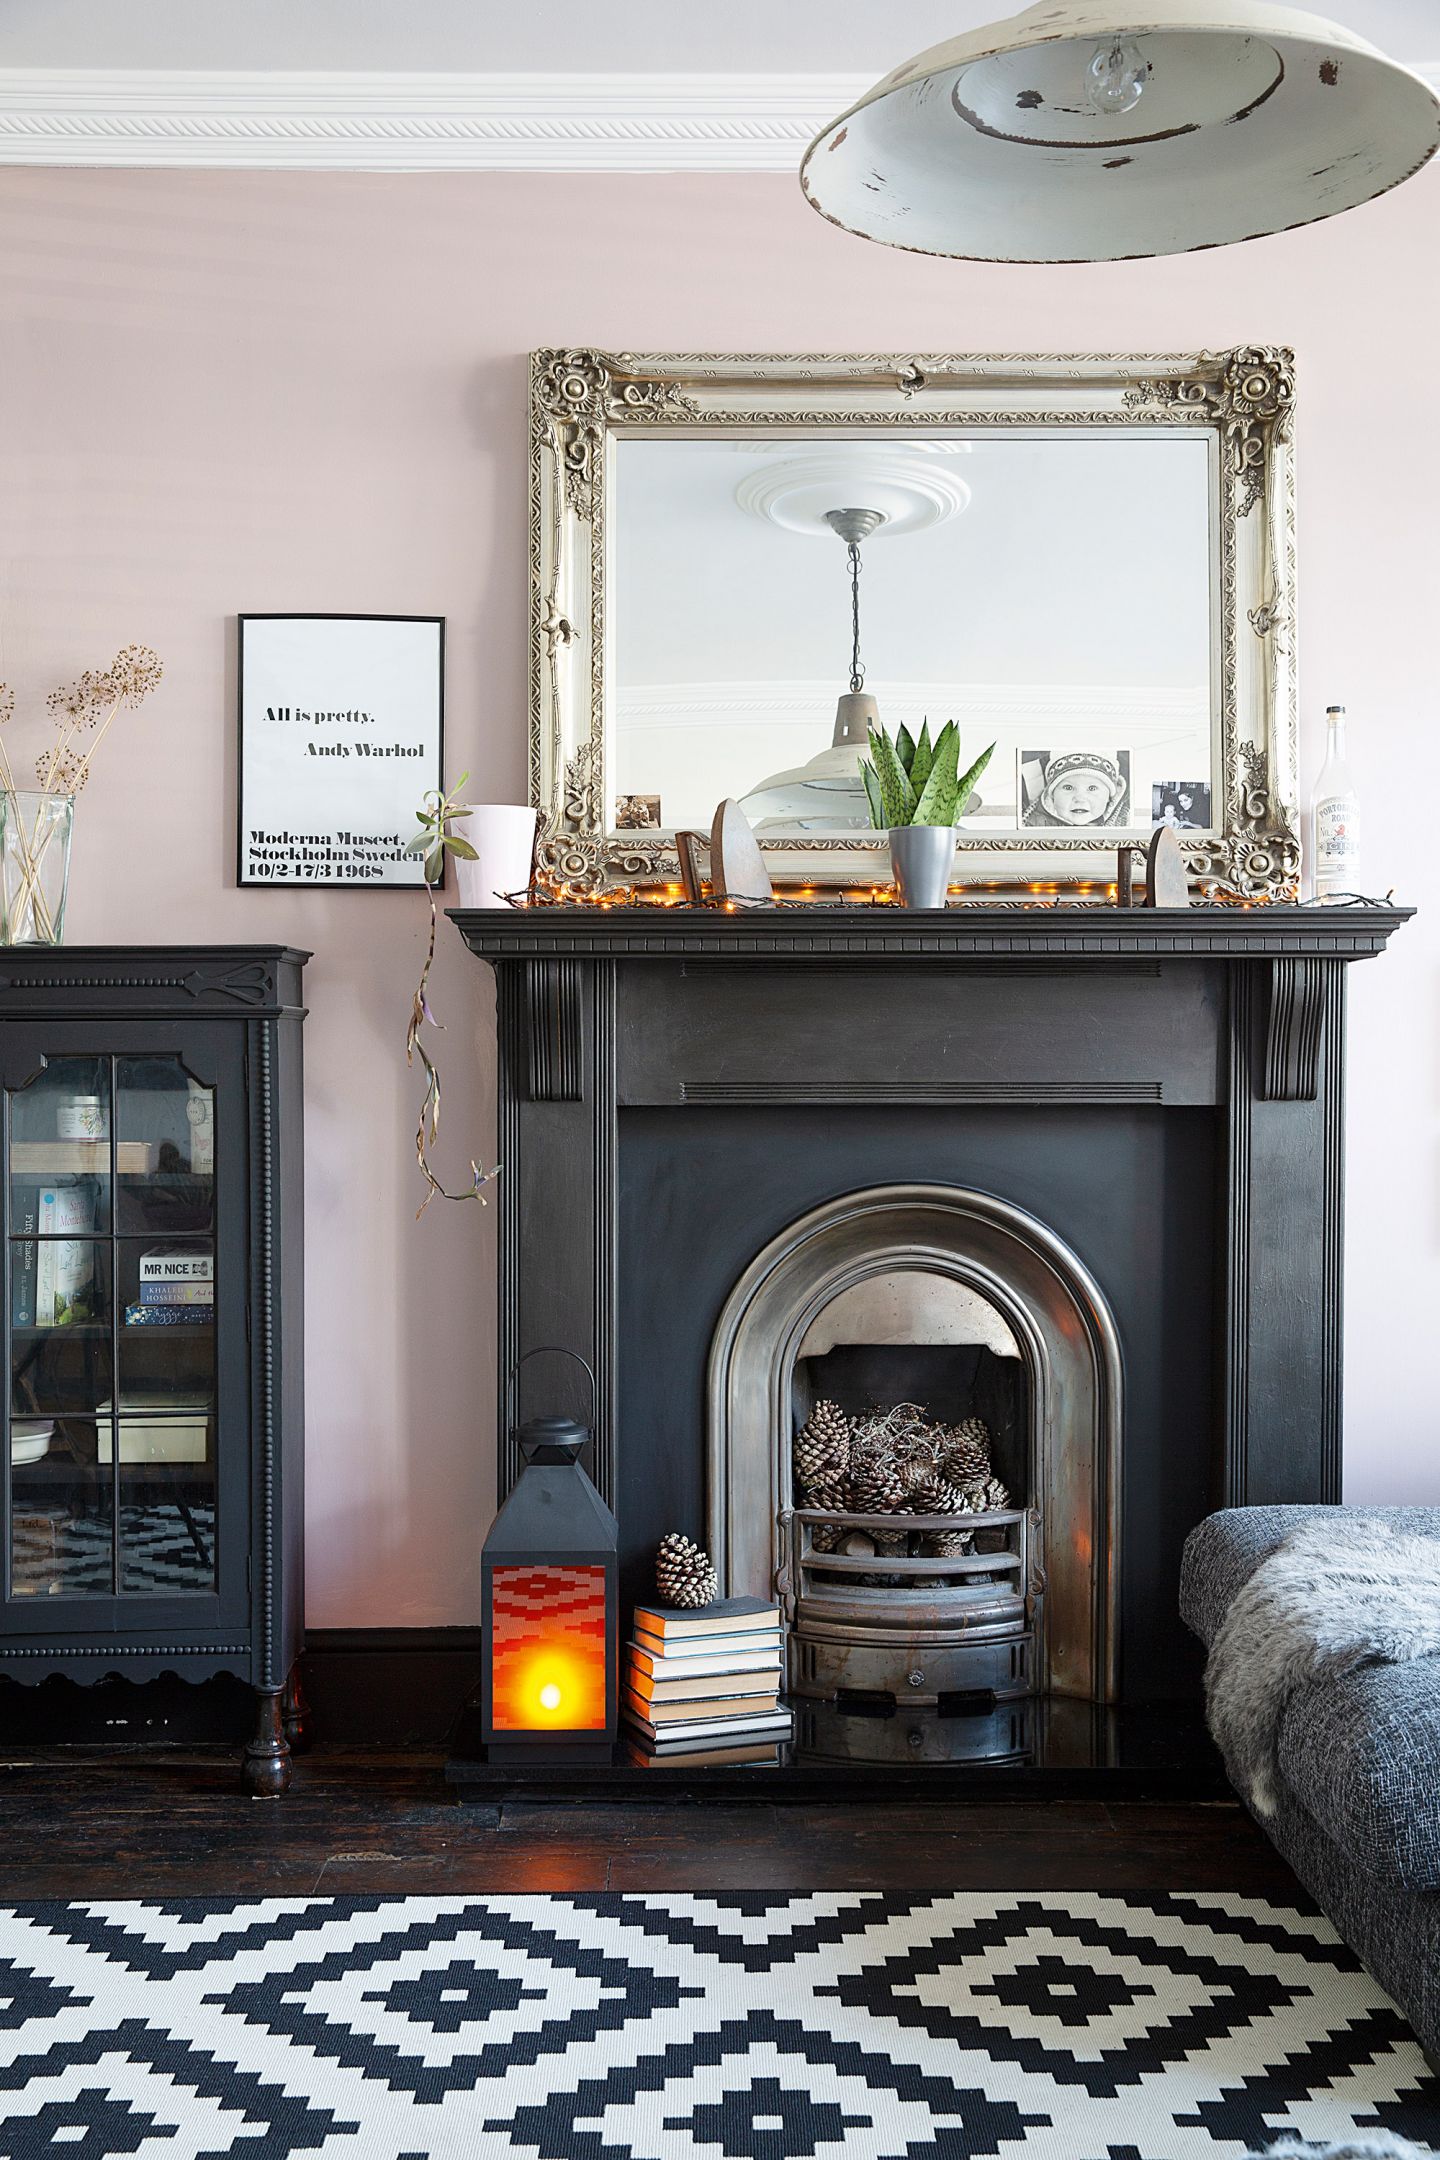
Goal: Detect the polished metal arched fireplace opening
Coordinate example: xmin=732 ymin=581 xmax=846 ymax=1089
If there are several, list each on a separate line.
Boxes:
xmin=707 ymin=1184 xmax=1123 ymax=1707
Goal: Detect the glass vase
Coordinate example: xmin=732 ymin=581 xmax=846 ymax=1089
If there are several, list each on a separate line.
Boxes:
xmin=0 ymin=791 xmax=74 ymax=946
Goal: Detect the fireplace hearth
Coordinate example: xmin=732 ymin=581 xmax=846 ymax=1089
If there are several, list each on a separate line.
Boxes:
xmin=449 ymin=902 xmax=1410 ymax=1790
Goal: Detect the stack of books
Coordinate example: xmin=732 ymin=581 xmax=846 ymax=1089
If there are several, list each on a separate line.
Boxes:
xmin=622 ymin=1597 xmax=791 ymax=1768
xmin=125 ymin=1245 xmax=214 ymax=1327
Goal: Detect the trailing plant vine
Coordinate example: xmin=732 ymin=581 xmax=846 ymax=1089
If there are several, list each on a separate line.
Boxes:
xmin=405 ymin=775 xmax=501 ymax=1218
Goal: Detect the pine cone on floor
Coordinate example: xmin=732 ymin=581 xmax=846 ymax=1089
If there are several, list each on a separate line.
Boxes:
xmin=794 ymin=1399 xmax=851 ymax=1496
xmin=654 ymin=1532 xmax=718 ymax=1610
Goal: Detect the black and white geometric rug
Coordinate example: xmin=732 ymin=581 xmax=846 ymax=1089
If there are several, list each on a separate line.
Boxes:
xmin=0 ymin=1892 xmax=1434 ymax=2158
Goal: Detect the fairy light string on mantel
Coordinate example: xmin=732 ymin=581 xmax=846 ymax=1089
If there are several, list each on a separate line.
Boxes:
xmin=493 ymin=874 xmax=1323 ymax=913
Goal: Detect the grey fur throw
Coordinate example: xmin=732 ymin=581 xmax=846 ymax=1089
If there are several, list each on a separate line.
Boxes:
xmin=1253 ymin=2141 xmax=1434 ymax=2158
xmin=1206 ymin=1516 xmax=1440 ymax=1816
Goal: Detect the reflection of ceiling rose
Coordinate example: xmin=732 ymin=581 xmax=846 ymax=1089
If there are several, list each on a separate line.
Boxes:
xmin=735 ymin=449 xmax=972 ymax=537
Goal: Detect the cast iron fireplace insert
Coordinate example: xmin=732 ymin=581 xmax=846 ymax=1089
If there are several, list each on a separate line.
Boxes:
xmin=447 ymin=901 xmax=1409 ymax=1796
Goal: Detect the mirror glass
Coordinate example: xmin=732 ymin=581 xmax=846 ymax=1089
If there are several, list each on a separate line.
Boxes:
xmin=611 ymin=433 xmax=1219 ymax=842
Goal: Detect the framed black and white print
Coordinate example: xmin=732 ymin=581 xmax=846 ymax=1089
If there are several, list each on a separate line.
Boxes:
xmin=237 ymin=614 xmax=444 ymax=887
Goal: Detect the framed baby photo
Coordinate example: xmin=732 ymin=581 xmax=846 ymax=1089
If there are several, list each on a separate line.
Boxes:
xmin=237 ymin=614 xmax=444 ymax=888
xmin=1018 ymin=749 xmax=1133 ymax=833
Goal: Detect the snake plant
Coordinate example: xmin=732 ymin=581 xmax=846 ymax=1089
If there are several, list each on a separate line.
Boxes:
xmin=860 ymin=720 xmax=994 ymax=830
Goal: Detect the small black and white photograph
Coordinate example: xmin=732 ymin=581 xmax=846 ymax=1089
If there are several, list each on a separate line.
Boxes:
xmin=1019 ymin=748 xmax=1131 ymax=830
xmin=1151 ymin=780 xmax=1213 ymax=830
xmin=614 ymin=792 xmax=662 ymax=831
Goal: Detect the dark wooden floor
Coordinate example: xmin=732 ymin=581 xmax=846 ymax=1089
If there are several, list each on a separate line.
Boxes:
xmin=0 ymin=1747 xmax=1309 ymax=1902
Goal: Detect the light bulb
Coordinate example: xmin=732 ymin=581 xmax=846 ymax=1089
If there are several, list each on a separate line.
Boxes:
xmin=1085 ymin=40 xmax=1147 ymax=116
xmin=538 ymin=1682 xmax=562 ymax=1711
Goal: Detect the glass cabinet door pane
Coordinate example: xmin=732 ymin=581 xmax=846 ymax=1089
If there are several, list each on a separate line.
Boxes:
xmin=11 ymin=1242 xmax=113 ymax=1413
xmin=116 ymin=1412 xmax=216 ymax=1595
xmin=11 ymin=1420 xmax=114 ymax=1598
xmin=9 ymin=1056 xmax=112 ymax=1236
xmin=118 ymin=1238 xmax=215 ymax=1410
xmin=115 ymin=1058 xmax=214 ymax=1235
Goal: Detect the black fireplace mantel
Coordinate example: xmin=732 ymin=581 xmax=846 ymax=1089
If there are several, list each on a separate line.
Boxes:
xmin=453 ymin=902 xmax=1411 ymax=1625
xmin=451 ymin=903 xmax=1410 ymax=965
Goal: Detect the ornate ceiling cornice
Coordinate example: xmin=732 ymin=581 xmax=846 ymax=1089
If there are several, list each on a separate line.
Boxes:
xmin=0 ymin=70 xmax=873 ymax=171
xmin=4 ymin=65 xmax=1430 ymax=172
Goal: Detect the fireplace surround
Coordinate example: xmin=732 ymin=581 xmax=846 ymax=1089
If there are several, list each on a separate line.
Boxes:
xmin=451 ymin=901 xmax=1409 ymax=1779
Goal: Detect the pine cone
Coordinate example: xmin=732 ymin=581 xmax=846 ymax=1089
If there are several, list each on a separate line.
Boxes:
xmin=942 ymin=1418 xmax=993 ymax=1482
xmin=654 ymin=1532 xmax=718 ymax=1609
xmin=924 ymin=1528 xmax=975 ymax=1558
xmin=896 ymin=1440 xmax=942 ymax=1495
xmin=794 ymin=1400 xmax=851 ymax=1495
xmin=906 ymin=1474 xmax=966 ymax=1517
xmin=806 ymin=1469 xmax=851 ymax=1514
xmin=976 ymin=1475 xmax=1010 ymax=1514
xmin=848 ymin=1454 xmax=905 ymax=1516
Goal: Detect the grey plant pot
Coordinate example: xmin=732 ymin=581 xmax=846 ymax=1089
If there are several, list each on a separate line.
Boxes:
xmin=889 ymin=823 xmax=956 ymax=909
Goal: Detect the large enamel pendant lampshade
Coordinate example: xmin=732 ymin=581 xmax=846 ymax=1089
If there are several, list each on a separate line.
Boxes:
xmin=800 ymin=0 xmax=1440 ymax=264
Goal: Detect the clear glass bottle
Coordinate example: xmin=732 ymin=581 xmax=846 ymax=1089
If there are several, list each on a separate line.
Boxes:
xmin=1310 ymin=705 xmax=1360 ymax=901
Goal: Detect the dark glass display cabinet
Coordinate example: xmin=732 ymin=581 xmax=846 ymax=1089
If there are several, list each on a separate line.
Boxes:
xmin=0 ymin=948 xmax=307 ymax=1794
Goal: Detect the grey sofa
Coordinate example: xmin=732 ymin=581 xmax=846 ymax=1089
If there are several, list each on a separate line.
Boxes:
xmin=1181 ymin=1505 xmax=1440 ymax=2072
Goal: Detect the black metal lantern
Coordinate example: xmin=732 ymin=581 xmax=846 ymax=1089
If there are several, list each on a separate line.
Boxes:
xmin=481 ymin=1349 xmax=618 ymax=1761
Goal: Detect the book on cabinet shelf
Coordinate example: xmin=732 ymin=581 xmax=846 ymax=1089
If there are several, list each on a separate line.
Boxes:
xmin=10 ymin=1195 xmax=38 ymax=1328
xmin=11 ymin=1140 xmax=158 ymax=1175
xmin=35 ymin=1186 xmax=96 ymax=1326
xmin=138 ymin=1246 xmax=213 ymax=1284
xmin=137 ymin=1280 xmax=214 ymax=1307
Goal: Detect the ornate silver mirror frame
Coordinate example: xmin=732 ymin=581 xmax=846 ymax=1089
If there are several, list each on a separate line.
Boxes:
xmin=529 ymin=348 xmax=1297 ymax=897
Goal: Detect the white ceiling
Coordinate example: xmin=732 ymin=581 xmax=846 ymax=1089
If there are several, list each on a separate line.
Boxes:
xmin=1 ymin=0 xmax=1435 ymax=72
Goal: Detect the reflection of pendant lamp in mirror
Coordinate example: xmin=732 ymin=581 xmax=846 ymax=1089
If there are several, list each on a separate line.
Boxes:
xmin=800 ymin=0 xmax=1440 ymax=264
xmin=735 ymin=448 xmax=972 ymax=831
xmin=825 ymin=505 xmax=885 ymax=744
xmin=740 ymin=506 xmax=886 ymax=830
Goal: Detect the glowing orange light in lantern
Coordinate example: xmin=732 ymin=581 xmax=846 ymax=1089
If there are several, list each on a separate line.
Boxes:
xmin=488 ymin=1563 xmax=609 ymax=1732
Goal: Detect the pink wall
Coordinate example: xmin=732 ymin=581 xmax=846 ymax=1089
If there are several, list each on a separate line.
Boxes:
xmin=1 ymin=167 xmax=1435 ymax=1624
